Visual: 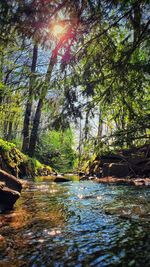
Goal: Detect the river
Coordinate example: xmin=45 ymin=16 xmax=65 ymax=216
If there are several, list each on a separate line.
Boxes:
xmin=0 ymin=179 xmax=150 ymax=266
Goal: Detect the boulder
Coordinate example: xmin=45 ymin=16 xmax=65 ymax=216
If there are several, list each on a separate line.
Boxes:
xmin=103 ymin=163 xmax=130 ymax=178
xmin=0 ymin=169 xmax=22 ymax=192
xmin=54 ymin=177 xmax=70 ymax=183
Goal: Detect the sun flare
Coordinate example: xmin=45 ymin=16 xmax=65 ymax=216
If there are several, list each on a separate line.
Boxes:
xmin=53 ymin=24 xmax=65 ymax=37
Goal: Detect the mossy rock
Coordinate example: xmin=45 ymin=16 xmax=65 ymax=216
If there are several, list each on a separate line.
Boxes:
xmin=0 ymin=139 xmax=16 ymax=152
xmin=0 ymin=139 xmax=54 ymax=178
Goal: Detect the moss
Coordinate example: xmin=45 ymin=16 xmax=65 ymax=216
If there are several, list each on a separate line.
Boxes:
xmin=0 ymin=139 xmax=16 ymax=152
xmin=27 ymin=157 xmax=43 ymax=168
xmin=46 ymin=165 xmax=52 ymax=172
xmin=26 ymin=157 xmax=43 ymax=175
xmin=0 ymin=139 xmax=54 ymax=178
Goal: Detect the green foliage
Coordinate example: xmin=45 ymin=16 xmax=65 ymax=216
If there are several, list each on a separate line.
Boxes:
xmin=0 ymin=138 xmax=54 ymax=178
xmin=26 ymin=157 xmax=43 ymax=170
xmin=0 ymin=138 xmax=16 ymax=152
xmin=35 ymin=129 xmax=76 ymax=173
xmin=0 ymin=0 xmax=149 ymax=169
xmin=69 ymin=1 xmax=149 ymax=159
xmin=25 ymin=157 xmax=53 ymax=175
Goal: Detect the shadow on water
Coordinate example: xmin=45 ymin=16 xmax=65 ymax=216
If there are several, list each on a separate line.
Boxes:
xmin=0 ymin=179 xmax=150 ymax=266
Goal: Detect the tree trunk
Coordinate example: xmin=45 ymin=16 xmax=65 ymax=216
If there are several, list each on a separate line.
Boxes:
xmin=28 ymin=98 xmax=43 ymax=157
xmin=84 ymin=108 xmax=90 ymax=141
xmin=13 ymin=122 xmax=19 ymax=139
xmin=28 ymin=52 xmax=57 ymax=156
xmin=78 ymin=118 xmax=82 ymax=168
xmin=0 ymin=51 xmax=4 ymax=104
xmin=3 ymin=120 xmax=8 ymax=140
xmin=7 ymin=120 xmax=13 ymax=141
xmin=97 ymin=110 xmax=103 ymax=140
xmin=133 ymin=2 xmax=141 ymax=42
xmin=22 ymin=96 xmax=33 ymax=152
xmin=22 ymin=44 xmax=38 ymax=153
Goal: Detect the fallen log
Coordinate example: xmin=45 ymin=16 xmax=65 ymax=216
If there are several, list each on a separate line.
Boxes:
xmin=0 ymin=169 xmax=22 ymax=192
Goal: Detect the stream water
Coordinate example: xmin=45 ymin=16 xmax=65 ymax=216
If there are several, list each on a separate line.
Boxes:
xmin=0 ymin=179 xmax=150 ymax=267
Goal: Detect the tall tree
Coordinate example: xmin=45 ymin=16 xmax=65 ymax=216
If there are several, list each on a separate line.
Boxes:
xmin=28 ymin=22 xmax=78 ymax=156
xmin=22 ymin=44 xmax=38 ymax=153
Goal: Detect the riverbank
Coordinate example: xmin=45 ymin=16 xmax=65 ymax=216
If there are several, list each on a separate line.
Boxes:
xmin=0 ymin=139 xmax=55 ymax=211
xmin=84 ymin=143 xmax=150 ymax=179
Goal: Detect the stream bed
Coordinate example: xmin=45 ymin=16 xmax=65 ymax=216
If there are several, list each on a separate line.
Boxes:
xmin=0 ymin=179 xmax=150 ymax=266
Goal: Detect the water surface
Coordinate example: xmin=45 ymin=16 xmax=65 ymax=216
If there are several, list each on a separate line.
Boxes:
xmin=0 ymin=180 xmax=150 ymax=266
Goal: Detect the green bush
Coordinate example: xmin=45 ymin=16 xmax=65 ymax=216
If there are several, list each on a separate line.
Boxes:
xmin=35 ymin=129 xmax=77 ymax=173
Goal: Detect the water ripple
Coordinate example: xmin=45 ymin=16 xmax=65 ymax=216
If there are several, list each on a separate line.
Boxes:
xmin=0 ymin=180 xmax=150 ymax=266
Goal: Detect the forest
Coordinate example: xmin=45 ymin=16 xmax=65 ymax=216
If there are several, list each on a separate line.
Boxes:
xmin=0 ymin=0 xmax=149 ymax=174
xmin=0 ymin=1 xmax=150 ymax=266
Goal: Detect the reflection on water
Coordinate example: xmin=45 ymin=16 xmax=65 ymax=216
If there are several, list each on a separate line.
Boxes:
xmin=0 ymin=180 xmax=150 ymax=266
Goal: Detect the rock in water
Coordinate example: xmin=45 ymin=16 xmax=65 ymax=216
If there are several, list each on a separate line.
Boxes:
xmin=54 ymin=177 xmax=70 ymax=183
